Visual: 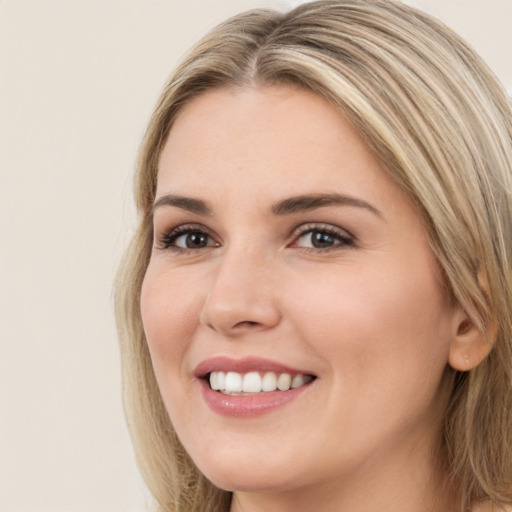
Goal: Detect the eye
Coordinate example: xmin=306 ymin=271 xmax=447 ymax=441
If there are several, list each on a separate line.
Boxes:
xmin=291 ymin=224 xmax=354 ymax=251
xmin=157 ymin=224 xmax=218 ymax=252
xmin=174 ymin=231 xmax=215 ymax=249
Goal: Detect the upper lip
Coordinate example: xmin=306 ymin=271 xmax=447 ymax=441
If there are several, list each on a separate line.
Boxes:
xmin=194 ymin=356 xmax=316 ymax=379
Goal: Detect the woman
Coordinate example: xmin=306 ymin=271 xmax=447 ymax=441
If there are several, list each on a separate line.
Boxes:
xmin=115 ymin=1 xmax=512 ymax=511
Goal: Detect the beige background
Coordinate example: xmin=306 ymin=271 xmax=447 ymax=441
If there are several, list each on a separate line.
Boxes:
xmin=0 ymin=1 xmax=510 ymax=511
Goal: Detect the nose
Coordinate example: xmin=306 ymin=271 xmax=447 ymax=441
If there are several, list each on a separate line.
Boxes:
xmin=199 ymin=246 xmax=281 ymax=337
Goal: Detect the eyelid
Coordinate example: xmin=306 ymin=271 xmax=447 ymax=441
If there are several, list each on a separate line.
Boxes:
xmin=291 ymin=222 xmax=354 ymax=238
xmin=154 ymin=221 xmax=355 ymax=254
xmin=289 ymin=222 xmax=355 ymax=250
xmin=155 ymin=222 xmax=219 ymax=252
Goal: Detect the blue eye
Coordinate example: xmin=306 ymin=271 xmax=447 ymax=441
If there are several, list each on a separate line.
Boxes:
xmin=293 ymin=225 xmax=354 ymax=250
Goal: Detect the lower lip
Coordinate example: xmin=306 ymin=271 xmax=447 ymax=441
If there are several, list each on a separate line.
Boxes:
xmin=199 ymin=380 xmax=312 ymax=418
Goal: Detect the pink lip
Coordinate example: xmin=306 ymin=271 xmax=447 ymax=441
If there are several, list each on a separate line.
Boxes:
xmin=199 ymin=382 xmax=311 ymax=417
xmin=194 ymin=356 xmax=313 ymax=378
xmin=194 ymin=356 xmax=316 ymax=418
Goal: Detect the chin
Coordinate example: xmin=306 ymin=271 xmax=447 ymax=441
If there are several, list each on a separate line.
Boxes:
xmin=197 ymin=457 xmax=300 ymax=494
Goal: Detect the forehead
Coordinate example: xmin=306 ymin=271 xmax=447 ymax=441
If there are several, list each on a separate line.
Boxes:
xmin=157 ymin=85 xmax=396 ymax=208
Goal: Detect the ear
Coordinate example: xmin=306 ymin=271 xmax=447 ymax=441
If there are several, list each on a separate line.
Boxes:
xmin=448 ymin=306 xmax=496 ymax=372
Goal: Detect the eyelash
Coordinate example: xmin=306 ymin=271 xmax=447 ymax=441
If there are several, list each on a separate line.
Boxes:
xmin=155 ymin=222 xmax=355 ymax=254
xmin=291 ymin=223 xmax=354 ymax=252
xmin=156 ymin=223 xmax=218 ymax=254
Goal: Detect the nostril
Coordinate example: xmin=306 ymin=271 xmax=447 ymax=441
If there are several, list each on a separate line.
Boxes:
xmin=200 ymin=291 xmax=281 ymax=335
xmin=234 ymin=320 xmax=259 ymax=328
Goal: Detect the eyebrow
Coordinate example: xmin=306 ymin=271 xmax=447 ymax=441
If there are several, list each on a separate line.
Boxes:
xmin=152 ymin=194 xmax=212 ymax=216
xmin=152 ymin=192 xmax=383 ymax=219
xmin=271 ymin=193 xmax=383 ymax=218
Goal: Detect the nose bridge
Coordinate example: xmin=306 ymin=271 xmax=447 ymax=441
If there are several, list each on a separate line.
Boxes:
xmin=200 ymin=241 xmax=280 ymax=335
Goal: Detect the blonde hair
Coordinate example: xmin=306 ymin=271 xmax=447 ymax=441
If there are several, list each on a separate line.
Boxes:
xmin=115 ymin=1 xmax=512 ymax=510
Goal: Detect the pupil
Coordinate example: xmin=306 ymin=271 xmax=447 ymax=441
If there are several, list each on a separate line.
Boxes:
xmin=186 ymin=232 xmax=208 ymax=248
xmin=312 ymin=231 xmax=334 ymax=248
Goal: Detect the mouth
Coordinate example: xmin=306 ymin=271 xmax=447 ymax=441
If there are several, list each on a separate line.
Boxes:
xmin=195 ymin=356 xmax=317 ymax=406
xmin=207 ymin=370 xmax=315 ymax=396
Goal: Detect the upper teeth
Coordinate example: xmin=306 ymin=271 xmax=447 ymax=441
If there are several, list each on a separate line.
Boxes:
xmin=209 ymin=371 xmax=313 ymax=395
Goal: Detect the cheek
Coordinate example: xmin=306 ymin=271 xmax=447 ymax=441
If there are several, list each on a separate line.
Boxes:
xmin=288 ymin=264 xmax=453 ymax=451
xmin=140 ymin=266 xmax=200 ymax=367
xmin=139 ymin=266 xmax=209 ymax=429
xmin=286 ymin=260 xmax=453 ymax=386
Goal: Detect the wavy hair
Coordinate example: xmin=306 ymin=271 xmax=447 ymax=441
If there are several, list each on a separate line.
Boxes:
xmin=115 ymin=1 xmax=512 ymax=510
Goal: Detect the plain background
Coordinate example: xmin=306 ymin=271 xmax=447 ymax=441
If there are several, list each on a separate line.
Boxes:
xmin=0 ymin=1 xmax=510 ymax=511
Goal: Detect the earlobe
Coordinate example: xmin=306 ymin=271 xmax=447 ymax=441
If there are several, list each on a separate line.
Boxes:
xmin=448 ymin=307 xmax=496 ymax=372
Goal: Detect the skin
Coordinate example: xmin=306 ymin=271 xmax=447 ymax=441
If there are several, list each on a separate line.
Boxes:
xmin=141 ymin=85 xmax=480 ymax=512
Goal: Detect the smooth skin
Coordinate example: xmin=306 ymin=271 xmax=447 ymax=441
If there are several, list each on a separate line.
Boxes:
xmin=141 ymin=85 xmax=491 ymax=512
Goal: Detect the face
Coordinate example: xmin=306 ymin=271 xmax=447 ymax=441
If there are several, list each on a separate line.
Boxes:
xmin=141 ymin=86 xmax=459 ymax=498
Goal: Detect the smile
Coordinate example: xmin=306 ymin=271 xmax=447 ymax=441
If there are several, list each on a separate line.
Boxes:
xmin=209 ymin=371 xmax=315 ymax=395
xmin=195 ymin=357 xmax=317 ymax=417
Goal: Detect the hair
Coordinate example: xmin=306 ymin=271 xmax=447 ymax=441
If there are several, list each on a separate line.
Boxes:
xmin=114 ymin=1 xmax=512 ymax=511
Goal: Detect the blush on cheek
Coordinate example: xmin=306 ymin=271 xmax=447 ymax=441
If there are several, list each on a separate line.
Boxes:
xmin=141 ymin=269 xmax=202 ymax=364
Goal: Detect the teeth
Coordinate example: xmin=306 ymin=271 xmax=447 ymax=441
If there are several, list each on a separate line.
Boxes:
xmin=277 ymin=373 xmax=291 ymax=391
xmin=225 ymin=372 xmax=242 ymax=393
xmin=242 ymin=372 xmax=261 ymax=393
xmin=217 ymin=371 xmax=225 ymax=390
xmin=291 ymin=374 xmax=305 ymax=389
xmin=261 ymin=372 xmax=277 ymax=392
xmin=208 ymin=371 xmax=313 ymax=395
xmin=210 ymin=371 xmax=220 ymax=390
